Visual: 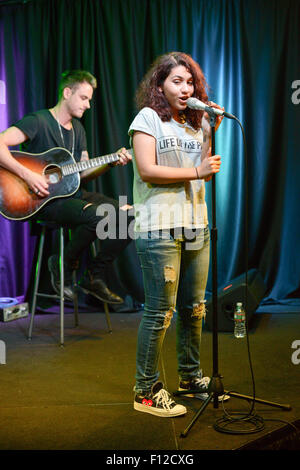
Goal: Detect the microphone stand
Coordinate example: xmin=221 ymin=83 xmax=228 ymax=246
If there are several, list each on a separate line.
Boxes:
xmin=174 ymin=112 xmax=291 ymax=438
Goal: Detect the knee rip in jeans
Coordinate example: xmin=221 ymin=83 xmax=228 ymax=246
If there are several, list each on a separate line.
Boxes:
xmin=191 ymin=301 xmax=206 ymax=320
xmin=164 ymin=265 xmax=176 ymax=283
xmin=163 ymin=308 xmax=175 ymax=329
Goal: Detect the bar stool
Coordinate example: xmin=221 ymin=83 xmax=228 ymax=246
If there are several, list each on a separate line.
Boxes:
xmin=28 ymin=223 xmax=112 ymax=346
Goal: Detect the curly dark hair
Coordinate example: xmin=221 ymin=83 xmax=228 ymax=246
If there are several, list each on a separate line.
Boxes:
xmin=135 ymin=52 xmax=209 ymax=130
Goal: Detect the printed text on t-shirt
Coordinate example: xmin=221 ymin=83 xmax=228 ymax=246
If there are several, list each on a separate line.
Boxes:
xmin=158 ymin=136 xmax=202 ymax=153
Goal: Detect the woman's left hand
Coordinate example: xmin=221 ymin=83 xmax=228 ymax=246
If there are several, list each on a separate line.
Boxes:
xmin=201 ymin=101 xmax=225 ymax=135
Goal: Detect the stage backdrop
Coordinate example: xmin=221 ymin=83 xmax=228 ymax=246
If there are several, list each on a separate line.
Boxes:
xmin=0 ymin=0 xmax=299 ymax=307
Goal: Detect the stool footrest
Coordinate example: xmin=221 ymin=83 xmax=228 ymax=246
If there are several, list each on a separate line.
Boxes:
xmin=36 ymin=293 xmax=60 ymax=299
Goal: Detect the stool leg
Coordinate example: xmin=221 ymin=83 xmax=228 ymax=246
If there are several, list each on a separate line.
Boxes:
xmin=67 ymin=229 xmax=79 ymax=327
xmin=59 ymin=227 xmax=64 ymax=347
xmin=103 ymin=302 xmax=112 ymax=333
xmin=28 ymin=226 xmax=46 ymax=340
xmin=91 ymin=241 xmax=97 ymax=258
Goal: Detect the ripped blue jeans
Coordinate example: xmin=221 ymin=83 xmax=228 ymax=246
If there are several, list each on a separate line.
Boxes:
xmin=134 ymin=226 xmax=210 ymax=394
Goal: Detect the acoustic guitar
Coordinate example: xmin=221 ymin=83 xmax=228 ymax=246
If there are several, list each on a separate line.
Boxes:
xmin=0 ymin=147 xmax=122 ymax=221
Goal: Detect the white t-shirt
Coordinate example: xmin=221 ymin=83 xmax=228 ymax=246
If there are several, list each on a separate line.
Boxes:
xmin=128 ymin=107 xmax=208 ymax=232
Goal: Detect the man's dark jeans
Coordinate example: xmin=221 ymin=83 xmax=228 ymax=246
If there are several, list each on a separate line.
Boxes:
xmin=35 ymin=188 xmax=133 ymax=278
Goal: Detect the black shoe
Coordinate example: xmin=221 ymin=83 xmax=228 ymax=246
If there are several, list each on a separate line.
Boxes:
xmin=134 ymin=382 xmax=187 ymax=417
xmin=178 ymin=376 xmax=230 ymax=402
xmin=78 ymin=271 xmax=123 ymax=304
xmin=110 ymin=295 xmax=144 ymax=313
xmin=48 ymin=255 xmax=75 ymax=302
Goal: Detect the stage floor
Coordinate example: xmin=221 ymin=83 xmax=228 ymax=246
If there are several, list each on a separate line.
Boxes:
xmin=0 ymin=308 xmax=299 ymax=452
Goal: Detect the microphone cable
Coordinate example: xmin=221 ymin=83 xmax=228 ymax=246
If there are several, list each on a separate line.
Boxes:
xmin=213 ymin=116 xmax=265 ymax=434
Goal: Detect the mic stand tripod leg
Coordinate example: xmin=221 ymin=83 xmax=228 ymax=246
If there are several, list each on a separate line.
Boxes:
xmin=176 ymin=375 xmax=225 ymax=438
xmin=223 ymin=391 xmax=291 ymax=411
xmin=180 ymin=393 xmax=213 ymax=438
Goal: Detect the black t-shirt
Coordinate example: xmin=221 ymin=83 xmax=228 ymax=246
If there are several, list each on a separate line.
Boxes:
xmin=14 ymin=109 xmax=87 ymax=163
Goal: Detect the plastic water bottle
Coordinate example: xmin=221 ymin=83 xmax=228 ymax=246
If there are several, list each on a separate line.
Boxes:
xmin=234 ymin=302 xmax=246 ymax=338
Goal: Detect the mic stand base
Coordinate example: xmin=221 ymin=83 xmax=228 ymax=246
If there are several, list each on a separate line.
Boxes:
xmin=175 ymin=382 xmax=291 ymax=438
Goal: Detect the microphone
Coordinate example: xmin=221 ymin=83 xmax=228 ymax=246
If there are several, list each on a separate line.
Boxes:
xmin=186 ymin=97 xmax=236 ymax=120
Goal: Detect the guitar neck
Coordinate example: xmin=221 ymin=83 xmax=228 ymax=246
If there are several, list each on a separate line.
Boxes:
xmin=61 ymin=152 xmax=120 ymax=176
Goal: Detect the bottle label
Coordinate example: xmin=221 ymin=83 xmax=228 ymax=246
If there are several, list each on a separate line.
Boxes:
xmin=234 ymin=312 xmax=245 ymax=321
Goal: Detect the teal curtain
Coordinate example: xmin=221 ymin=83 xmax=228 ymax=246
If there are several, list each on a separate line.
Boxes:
xmin=0 ymin=0 xmax=299 ymax=305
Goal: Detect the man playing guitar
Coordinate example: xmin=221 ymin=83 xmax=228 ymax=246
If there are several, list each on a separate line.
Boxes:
xmin=0 ymin=70 xmax=132 ymax=305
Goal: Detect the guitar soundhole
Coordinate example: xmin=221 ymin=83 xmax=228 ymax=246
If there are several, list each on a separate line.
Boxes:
xmin=44 ymin=164 xmax=62 ymax=184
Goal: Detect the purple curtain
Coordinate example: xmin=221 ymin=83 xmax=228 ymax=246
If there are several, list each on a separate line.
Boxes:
xmin=0 ymin=7 xmax=38 ymax=301
xmin=0 ymin=220 xmax=35 ymax=300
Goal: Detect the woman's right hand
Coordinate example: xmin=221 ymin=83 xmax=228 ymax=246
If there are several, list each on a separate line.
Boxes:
xmin=196 ymin=154 xmax=221 ymax=180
